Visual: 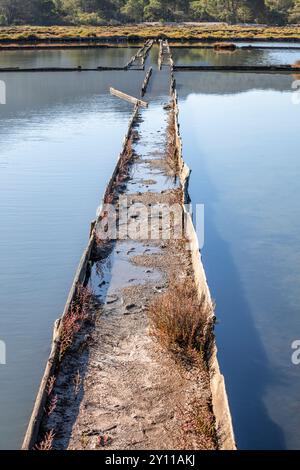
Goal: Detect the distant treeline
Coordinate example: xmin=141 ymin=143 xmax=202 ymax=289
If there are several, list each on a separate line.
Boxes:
xmin=0 ymin=1 xmax=299 ymax=26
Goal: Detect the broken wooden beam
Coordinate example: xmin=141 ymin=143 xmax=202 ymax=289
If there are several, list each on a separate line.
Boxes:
xmin=110 ymin=87 xmax=148 ymax=107
xmin=125 ymin=39 xmax=153 ymax=70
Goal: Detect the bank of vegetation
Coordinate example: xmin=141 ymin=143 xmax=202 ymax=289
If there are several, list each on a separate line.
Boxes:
xmin=0 ymin=24 xmax=300 ymax=43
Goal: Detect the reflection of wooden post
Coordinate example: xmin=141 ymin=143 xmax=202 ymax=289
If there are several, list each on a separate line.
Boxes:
xmin=110 ymin=87 xmax=148 ymax=108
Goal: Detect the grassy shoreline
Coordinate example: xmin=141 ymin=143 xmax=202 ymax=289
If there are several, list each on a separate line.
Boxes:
xmin=0 ymin=24 xmax=300 ymax=44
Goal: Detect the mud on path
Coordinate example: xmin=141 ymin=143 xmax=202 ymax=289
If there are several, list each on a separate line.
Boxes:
xmin=36 ymin=65 xmax=218 ymax=451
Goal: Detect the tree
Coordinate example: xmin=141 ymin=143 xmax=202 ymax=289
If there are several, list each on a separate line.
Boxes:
xmin=31 ymin=0 xmax=59 ymax=24
xmin=190 ymin=0 xmax=250 ymax=24
xmin=0 ymin=0 xmax=299 ymax=25
xmin=0 ymin=0 xmax=23 ymax=23
xmin=190 ymin=0 xmax=214 ymax=20
xmin=289 ymin=0 xmax=300 ymax=22
xmin=245 ymin=0 xmax=266 ymax=22
xmin=265 ymin=0 xmax=294 ymax=24
xmin=121 ymin=0 xmax=145 ymax=22
xmin=144 ymin=0 xmax=164 ymax=21
xmin=236 ymin=3 xmax=253 ymax=22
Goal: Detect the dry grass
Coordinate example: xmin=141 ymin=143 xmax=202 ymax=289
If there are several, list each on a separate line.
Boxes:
xmin=93 ymin=135 xmax=135 ymax=256
xmin=73 ymin=370 xmax=82 ymax=397
xmin=180 ymin=397 xmax=217 ymax=450
xmin=47 ymin=395 xmax=58 ymax=417
xmin=148 ymin=277 xmax=213 ymax=353
xmin=46 ymin=375 xmax=56 ymax=396
xmin=103 ymin=134 xmax=134 ymax=205
xmin=116 ymin=135 xmax=134 ymax=184
xmin=214 ymin=42 xmax=237 ymax=50
xmin=149 ymin=278 xmax=217 ymax=449
xmin=0 ymin=25 xmax=300 ymax=42
xmin=35 ymin=430 xmax=55 ymax=451
xmin=59 ymin=285 xmax=94 ymax=361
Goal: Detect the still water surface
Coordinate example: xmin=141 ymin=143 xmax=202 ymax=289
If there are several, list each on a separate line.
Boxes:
xmin=0 ymin=65 xmax=143 ymax=449
xmin=172 ymin=46 xmax=300 ymax=66
xmin=0 ymin=47 xmax=137 ymax=68
xmin=1 ymin=45 xmax=300 ymax=450
xmin=177 ymin=71 xmax=300 ymax=449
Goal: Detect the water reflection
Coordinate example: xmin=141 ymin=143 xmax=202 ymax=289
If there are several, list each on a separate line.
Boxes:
xmin=172 ymin=47 xmax=300 ymax=67
xmin=175 ymin=70 xmax=295 ymax=96
xmin=0 ymin=48 xmax=137 ymax=68
xmin=177 ymin=75 xmax=300 ymax=449
xmin=0 ymin=70 xmax=143 ymax=449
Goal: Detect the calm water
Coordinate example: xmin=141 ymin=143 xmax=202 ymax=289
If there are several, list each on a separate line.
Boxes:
xmin=1 ymin=44 xmax=300 ymax=450
xmin=172 ymin=46 xmax=300 ymax=66
xmin=177 ymin=71 xmax=300 ymax=449
xmin=0 ymin=47 xmax=137 ymax=68
xmin=172 ymin=41 xmax=300 ymax=48
xmin=0 ymin=65 xmax=144 ymax=449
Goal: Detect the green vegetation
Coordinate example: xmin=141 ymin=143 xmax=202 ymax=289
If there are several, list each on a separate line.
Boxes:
xmin=0 ymin=0 xmax=299 ymax=26
xmin=0 ymin=24 xmax=300 ymax=43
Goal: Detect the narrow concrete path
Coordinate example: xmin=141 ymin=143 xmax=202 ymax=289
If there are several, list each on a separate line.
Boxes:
xmin=39 ymin=50 xmax=217 ymax=451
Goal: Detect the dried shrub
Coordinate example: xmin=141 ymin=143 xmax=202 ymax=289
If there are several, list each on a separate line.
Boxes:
xmin=97 ymin=434 xmax=113 ymax=447
xmin=104 ymin=190 xmax=114 ymax=205
xmin=148 ymin=277 xmax=213 ymax=353
xmin=181 ymin=398 xmax=217 ymax=450
xmin=214 ymin=42 xmax=237 ymax=51
xmin=117 ymin=135 xmax=134 ymax=183
xmin=59 ymin=285 xmax=94 ymax=361
xmin=46 ymin=375 xmax=56 ymax=396
xmin=35 ymin=430 xmax=55 ymax=451
xmin=102 ymin=134 xmax=134 ymax=206
xmin=47 ymin=395 xmax=58 ymax=416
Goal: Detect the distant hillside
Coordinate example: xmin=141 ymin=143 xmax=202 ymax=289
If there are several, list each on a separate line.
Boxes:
xmin=0 ymin=0 xmax=299 ymax=26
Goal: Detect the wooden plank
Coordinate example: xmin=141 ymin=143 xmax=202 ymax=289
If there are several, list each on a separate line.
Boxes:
xmin=110 ymin=87 xmax=148 ymax=107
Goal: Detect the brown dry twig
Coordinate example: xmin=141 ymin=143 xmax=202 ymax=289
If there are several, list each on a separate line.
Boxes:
xmin=35 ymin=430 xmax=55 ymax=451
xmin=46 ymin=375 xmax=56 ymax=396
xmin=59 ymin=285 xmax=94 ymax=361
xmin=47 ymin=395 xmax=58 ymax=416
xmin=73 ymin=370 xmax=82 ymax=397
xmin=148 ymin=277 xmax=213 ymax=353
